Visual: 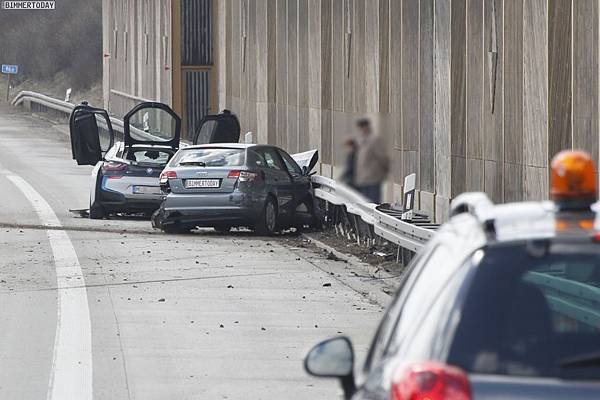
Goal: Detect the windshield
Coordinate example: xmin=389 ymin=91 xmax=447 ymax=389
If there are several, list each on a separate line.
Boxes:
xmin=126 ymin=149 xmax=172 ymax=166
xmin=448 ymin=241 xmax=600 ymax=380
xmin=171 ymin=148 xmax=245 ymax=167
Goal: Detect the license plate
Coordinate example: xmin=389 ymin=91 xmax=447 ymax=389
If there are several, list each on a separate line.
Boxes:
xmin=185 ymin=179 xmax=220 ymax=189
xmin=133 ymin=185 xmax=161 ymax=195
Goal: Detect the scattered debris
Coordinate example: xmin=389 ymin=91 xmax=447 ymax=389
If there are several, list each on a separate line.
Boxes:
xmin=69 ymin=208 xmax=89 ymax=218
xmin=373 ymin=251 xmax=390 ymax=258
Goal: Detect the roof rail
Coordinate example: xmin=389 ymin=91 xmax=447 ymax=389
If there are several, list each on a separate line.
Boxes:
xmin=449 ymin=192 xmax=494 ymax=222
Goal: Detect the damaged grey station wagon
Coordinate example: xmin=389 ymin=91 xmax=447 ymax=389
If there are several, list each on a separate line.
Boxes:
xmin=152 ymin=143 xmax=320 ymax=235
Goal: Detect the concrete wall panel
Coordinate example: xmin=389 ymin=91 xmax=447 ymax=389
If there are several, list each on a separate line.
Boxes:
xmin=419 ymin=0 xmax=435 ymax=193
xmin=573 ymin=0 xmax=599 ymax=164
xmin=523 ymin=0 xmax=548 ymax=200
xmin=548 ymin=0 xmax=572 ymax=160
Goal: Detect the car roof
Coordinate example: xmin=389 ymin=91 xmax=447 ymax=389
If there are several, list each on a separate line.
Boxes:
xmin=182 ymin=143 xmax=256 ymax=150
xmin=436 ymin=192 xmax=598 ymax=261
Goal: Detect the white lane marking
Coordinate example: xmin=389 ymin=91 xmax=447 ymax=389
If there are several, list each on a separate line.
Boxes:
xmin=3 ymin=170 xmax=93 ymax=400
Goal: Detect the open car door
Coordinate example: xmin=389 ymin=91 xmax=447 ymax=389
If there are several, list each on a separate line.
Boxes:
xmin=291 ymin=149 xmax=319 ymax=174
xmin=124 ymin=102 xmax=181 ymax=149
xmin=192 ymin=109 xmax=241 ymax=145
xmin=69 ymin=103 xmax=115 ymax=166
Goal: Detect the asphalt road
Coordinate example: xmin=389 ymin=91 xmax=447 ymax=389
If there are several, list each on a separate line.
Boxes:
xmin=0 ymin=105 xmax=385 ymax=400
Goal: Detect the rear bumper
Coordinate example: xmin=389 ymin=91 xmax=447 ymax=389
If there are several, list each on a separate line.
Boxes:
xmin=154 ymin=191 xmax=265 ymax=228
xmin=97 ymin=180 xmax=163 ymax=212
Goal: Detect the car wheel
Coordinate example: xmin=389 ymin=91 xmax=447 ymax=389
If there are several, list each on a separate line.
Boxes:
xmin=295 ymin=196 xmax=323 ymax=231
xmin=89 ymin=202 xmax=106 ymax=220
xmin=254 ymin=197 xmax=278 ymax=236
xmin=213 ymin=225 xmax=232 ymax=234
xmin=162 ymin=224 xmax=192 ymax=234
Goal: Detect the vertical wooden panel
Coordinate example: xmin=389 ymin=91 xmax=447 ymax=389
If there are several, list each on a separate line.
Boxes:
xmin=308 ymin=0 xmax=322 ymax=108
xmin=548 ymin=0 xmax=572 ymax=160
xmin=231 ymin=0 xmax=241 ymax=99
xmin=466 ymin=0 xmax=484 ymax=191
xmin=332 ymin=0 xmax=344 ymax=112
xmin=287 ymin=1 xmax=298 ymax=107
xmin=321 ymin=0 xmax=333 ymax=164
xmin=420 ymin=0 xmax=435 ymax=193
xmin=434 ymin=0 xmax=452 ymax=218
xmin=401 ymin=0 xmax=419 ymax=177
xmin=225 ymin=0 xmax=233 ymax=107
xmin=573 ymin=0 xmax=599 ymax=165
xmin=239 ymin=0 xmax=249 ymax=130
xmin=353 ymin=0 xmax=366 ymax=112
xmin=389 ymin=0 xmax=402 ymax=183
xmin=275 ymin=0 xmax=287 ymax=147
xmin=298 ymin=0 xmax=310 ymax=150
xmin=503 ymin=0 xmax=523 ymax=201
xmin=287 ymin=0 xmax=298 ymax=152
xmin=483 ymin=0 xmax=504 ymax=202
xmin=523 ymin=0 xmax=548 ymax=200
xmin=451 ymin=0 xmax=466 ymax=196
xmin=378 ymin=0 xmax=389 ymax=114
xmin=307 ymin=0 xmax=322 ymax=150
xmin=343 ymin=0 xmax=354 ymax=113
xmin=365 ymin=0 xmax=380 ymax=113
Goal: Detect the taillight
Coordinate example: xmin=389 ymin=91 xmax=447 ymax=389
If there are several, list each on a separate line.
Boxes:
xmin=159 ymin=170 xmax=177 ymax=184
xmin=102 ymin=162 xmax=127 ymax=178
xmin=391 ymin=362 xmax=471 ymax=400
xmin=102 ymin=162 xmax=127 ymax=171
xmin=228 ymin=170 xmax=259 ymax=182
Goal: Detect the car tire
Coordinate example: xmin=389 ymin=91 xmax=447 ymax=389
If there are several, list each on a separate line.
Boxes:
xmin=89 ymin=202 xmax=106 ymax=220
xmin=213 ymin=225 xmax=232 ymax=234
xmin=254 ymin=196 xmax=278 ymax=236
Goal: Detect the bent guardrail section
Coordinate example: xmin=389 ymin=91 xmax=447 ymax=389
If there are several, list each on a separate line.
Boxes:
xmin=11 ymin=90 xmax=437 ymax=255
xmin=311 ymin=175 xmax=436 ymax=253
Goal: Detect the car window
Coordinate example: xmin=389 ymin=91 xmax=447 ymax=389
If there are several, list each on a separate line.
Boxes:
xmin=448 ymin=241 xmax=600 ymax=380
xmin=247 ymin=150 xmax=266 ymax=168
xmin=278 ymin=149 xmax=302 ymax=175
xmin=127 ymin=149 xmax=171 ymax=165
xmin=385 ymin=244 xmax=457 ymax=355
xmin=259 ymin=148 xmax=285 ymax=171
xmin=361 ymin=251 xmax=427 ymax=374
xmin=171 ymin=148 xmax=245 ymax=167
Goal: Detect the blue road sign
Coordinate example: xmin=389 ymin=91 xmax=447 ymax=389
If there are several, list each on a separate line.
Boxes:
xmin=2 ymin=65 xmax=19 ymax=75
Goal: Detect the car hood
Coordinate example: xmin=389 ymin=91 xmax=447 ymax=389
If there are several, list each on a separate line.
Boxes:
xmin=291 ymin=149 xmax=319 ymax=173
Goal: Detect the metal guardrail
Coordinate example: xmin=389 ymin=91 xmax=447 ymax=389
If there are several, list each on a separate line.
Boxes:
xmin=12 ymin=90 xmax=75 ymax=114
xmin=12 ymin=90 xmax=167 ymax=143
xmin=11 ymin=90 xmax=437 ymax=254
xmin=311 ymin=175 xmax=437 ymax=253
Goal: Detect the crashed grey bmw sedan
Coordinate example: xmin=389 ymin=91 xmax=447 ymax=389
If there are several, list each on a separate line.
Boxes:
xmin=151 ymin=144 xmax=320 ymax=235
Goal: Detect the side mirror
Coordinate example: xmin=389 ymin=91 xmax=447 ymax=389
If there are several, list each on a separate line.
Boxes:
xmin=302 ymin=165 xmax=309 ymax=176
xmin=304 ymin=336 xmax=356 ymax=399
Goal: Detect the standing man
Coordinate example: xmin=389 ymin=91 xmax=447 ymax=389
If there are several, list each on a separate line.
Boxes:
xmin=354 ymin=118 xmax=390 ymax=203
